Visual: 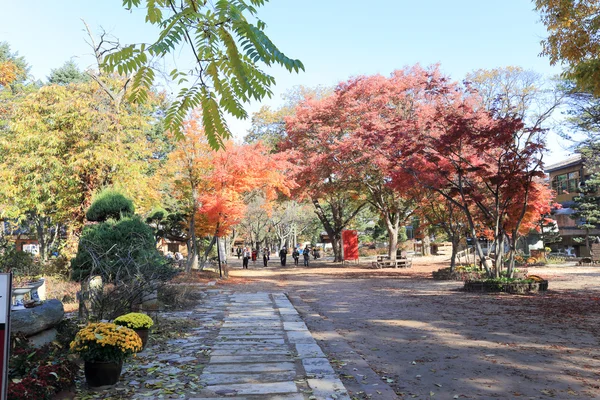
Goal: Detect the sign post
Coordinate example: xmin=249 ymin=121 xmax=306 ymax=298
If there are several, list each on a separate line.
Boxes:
xmin=342 ymin=230 xmax=359 ymax=263
xmin=0 ymin=273 xmax=12 ymax=400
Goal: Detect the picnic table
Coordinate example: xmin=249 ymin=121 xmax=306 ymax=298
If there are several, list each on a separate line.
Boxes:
xmin=372 ymin=257 xmax=412 ymax=269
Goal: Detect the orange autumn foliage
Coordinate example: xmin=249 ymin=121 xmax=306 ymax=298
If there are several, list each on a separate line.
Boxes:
xmin=197 ymin=141 xmax=293 ymax=237
xmin=0 ymin=61 xmax=18 ymax=87
xmin=167 ymin=114 xmax=294 ymax=238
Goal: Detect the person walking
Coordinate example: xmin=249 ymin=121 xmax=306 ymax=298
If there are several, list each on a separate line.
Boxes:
xmin=292 ymin=247 xmax=300 ymax=266
xmin=242 ymin=247 xmax=250 ymax=269
xmin=251 ymin=248 xmax=257 ymax=266
xmin=263 ymin=247 xmax=269 ymax=267
xmin=279 ymin=247 xmax=287 ymax=266
xmin=303 ymin=245 xmax=310 ymax=266
xmin=236 ymin=247 xmax=242 ymax=259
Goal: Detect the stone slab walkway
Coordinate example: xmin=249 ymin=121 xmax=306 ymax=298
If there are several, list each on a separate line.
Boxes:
xmin=196 ymin=292 xmax=350 ymax=399
xmin=76 ymin=290 xmax=351 ymax=399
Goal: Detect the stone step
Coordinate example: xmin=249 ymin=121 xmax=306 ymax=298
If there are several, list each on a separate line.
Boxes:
xmin=203 ymin=362 xmax=296 ymax=374
xmin=205 ymin=381 xmax=298 ymax=396
xmin=201 ymin=370 xmax=297 ymax=385
xmin=209 ymin=354 xmax=293 ymax=364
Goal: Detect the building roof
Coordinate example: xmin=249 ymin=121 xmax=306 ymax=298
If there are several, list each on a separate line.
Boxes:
xmin=544 ymin=154 xmax=582 ymax=173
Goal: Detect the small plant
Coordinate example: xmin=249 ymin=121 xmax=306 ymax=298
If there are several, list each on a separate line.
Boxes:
xmin=8 ymin=330 xmax=78 ymax=399
xmin=114 ymin=312 xmax=154 ymax=330
xmin=70 ymin=322 xmax=142 ymax=362
xmin=7 ymin=377 xmax=50 ymax=400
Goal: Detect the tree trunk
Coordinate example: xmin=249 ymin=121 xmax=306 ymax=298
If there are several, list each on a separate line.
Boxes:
xmin=585 ymin=229 xmax=591 ymax=258
xmin=423 ymin=235 xmax=431 ymax=256
xmin=450 ymin=234 xmax=460 ymax=272
xmin=310 ymin=198 xmax=365 ymax=263
xmin=385 ymin=213 xmax=400 ymax=261
xmin=331 ymin=233 xmax=343 ymax=262
xmin=185 ymin=213 xmax=198 ymax=273
xmin=494 ymin=235 xmax=505 ymax=279
xmin=200 ymin=235 xmax=217 ymax=270
xmin=35 ymin=216 xmax=48 ymax=262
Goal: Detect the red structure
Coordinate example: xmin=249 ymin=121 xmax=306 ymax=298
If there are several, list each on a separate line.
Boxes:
xmin=342 ymin=230 xmax=359 ymax=261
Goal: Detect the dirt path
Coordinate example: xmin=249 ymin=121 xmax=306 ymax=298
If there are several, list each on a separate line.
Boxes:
xmin=222 ymin=256 xmax=600 ymax=399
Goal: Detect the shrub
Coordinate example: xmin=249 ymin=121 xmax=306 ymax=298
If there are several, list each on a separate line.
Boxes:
xmin=358 ymin=247 xmax=380 ymax=257
xmin=0 ymin=239 xmax=42 ymax=280
xmin=85 ymin=188 xmax=134 ymax=222
xmin=71 ymin=216 xmax=166 ymax=281
xmin=43 ymin=275 xmax=79 ymax=304
xmin=432 ymin=266 xmax=487 ymax=281
xmin=42 ymin=256 xmax=71 ymax=279
xmin=71 ymin=215 xmax=176 ymax=320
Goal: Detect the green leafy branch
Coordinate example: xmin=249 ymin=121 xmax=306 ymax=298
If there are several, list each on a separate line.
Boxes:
xmin=103 ymin=0 xmax=304 ymax=149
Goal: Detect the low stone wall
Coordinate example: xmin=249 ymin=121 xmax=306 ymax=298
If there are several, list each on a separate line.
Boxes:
xmin=464 ymin=280 xmax=548 ymax=294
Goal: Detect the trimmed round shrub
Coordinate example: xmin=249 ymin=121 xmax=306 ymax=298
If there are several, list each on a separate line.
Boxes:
xmin=71 ymin=216 xmax=169 ymax=281
xmin=86 ymin=189 xmax=134 ymax=222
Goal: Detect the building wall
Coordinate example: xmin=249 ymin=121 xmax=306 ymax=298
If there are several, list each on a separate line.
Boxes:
xmin=548 ymin=164 xmax=584 ymax=203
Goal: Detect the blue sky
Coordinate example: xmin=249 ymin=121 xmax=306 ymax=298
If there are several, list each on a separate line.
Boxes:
xmin=1 ymin=0 xmax=571 ymax=158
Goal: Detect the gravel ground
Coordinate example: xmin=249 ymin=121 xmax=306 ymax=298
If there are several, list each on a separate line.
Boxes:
xmin=224 ymin=255 xmax=600 ymax=399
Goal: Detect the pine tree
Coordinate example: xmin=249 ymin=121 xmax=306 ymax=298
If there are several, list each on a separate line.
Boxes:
xmin=571 ymin=147 xmax=600 ymax=257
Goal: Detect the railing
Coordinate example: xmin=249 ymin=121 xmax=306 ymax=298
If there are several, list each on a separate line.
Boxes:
xmin=456 ymin=247 xmax=475 ymax=264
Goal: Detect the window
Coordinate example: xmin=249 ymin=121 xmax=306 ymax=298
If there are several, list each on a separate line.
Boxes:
xmin=552 ymin=171 xmax=579 ymax=195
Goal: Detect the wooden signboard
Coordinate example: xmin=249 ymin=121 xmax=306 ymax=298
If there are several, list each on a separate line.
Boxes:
xmin=0 ymin=273 xmax=11 ymax=400
xmin=342 ymin=230 xmax=359 ymax=261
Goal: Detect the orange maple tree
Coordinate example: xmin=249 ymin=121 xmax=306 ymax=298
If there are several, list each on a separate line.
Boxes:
xmin=164 ymin=113 xmax=293 ymax=271
xmin=197 ymin=141 xmax=292 ymax=237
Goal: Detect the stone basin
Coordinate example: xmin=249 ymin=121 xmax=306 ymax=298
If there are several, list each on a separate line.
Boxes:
xmin=12 ymin=279 xmax=45 ymax=309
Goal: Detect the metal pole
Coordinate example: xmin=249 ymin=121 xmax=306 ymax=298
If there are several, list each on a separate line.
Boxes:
xmin=216 ymin=236 xmax=223 ymax=278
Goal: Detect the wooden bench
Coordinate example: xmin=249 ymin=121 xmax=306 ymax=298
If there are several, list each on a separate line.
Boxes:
xmin=395 ymin=258 xmax=412 ymax=268
xmin=371 ymin=258 xmax=412 ymax=269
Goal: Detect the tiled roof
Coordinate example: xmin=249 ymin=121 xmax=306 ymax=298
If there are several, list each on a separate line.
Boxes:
xmin=544 ymin=154 xmax=582 ymax=173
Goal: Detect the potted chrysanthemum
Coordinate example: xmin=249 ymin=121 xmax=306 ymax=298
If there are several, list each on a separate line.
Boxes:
xmin=114 ymin=312 xmax=154 ymax=350
xmin=70 ymin=322 xmax=142 ymax=387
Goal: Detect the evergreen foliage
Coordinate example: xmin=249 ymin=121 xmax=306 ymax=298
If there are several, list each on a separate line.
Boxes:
xmin=571 ymin=154 xmax=600 ymax=254
xmin=71 ymin=215 xmax=171 ymax=281
xmin=47 ymin=61 xmax=89 ymax=85
xmin=86 ymin=189 xmax=135 ymax=222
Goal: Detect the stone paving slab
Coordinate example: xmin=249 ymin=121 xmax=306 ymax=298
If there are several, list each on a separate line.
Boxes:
xmin=196 ymin=291 xmax=349 ymax=399
xmin=203 ymin=362 xmax=296 ymax=374
xmin=190 ymin=395 xmax=304 ymax=400
xmin=295 ymin=343 xmax=326 ymax=358
xmin=307 ymin=377 xmax=351 ymax=400
xmin=209 ymin=354 xmax=292 ymax=363
xmin=201 ymin=371 xmax=297 ymax=385
xmin=302 ymin=357 xmax=336 ymax=375
xmin=214 ymin=339 xmax=286 ymax=345
xmin=206 ymin=381 xmax=298 ymax=395
xmin=210 ymin=349 xmax=291 ymax=356
xmin=218 ymin=329 xmax=285 ymax=335
xmin=283 ymin=321 xmax=308 ymax=331
xmin=217 ymin=334 xmax=284 ymax=340
xmin=286 ymin=330 xmax=317 ymax=344
xmin=210 ymin=343 xmax=289 ymax=350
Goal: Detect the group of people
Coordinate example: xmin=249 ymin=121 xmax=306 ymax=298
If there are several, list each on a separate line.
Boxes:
xmin=236 ymin=245 xmax=320 ymax=268
xmin=237 ymin=247 xmax=270 ymax=269
xmin=279 ymin=245 xmax=316 ymax=267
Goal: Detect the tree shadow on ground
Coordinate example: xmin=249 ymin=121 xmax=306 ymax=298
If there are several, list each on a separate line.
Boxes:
xmin=273 ymin=270 xmax=600 ymax=399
